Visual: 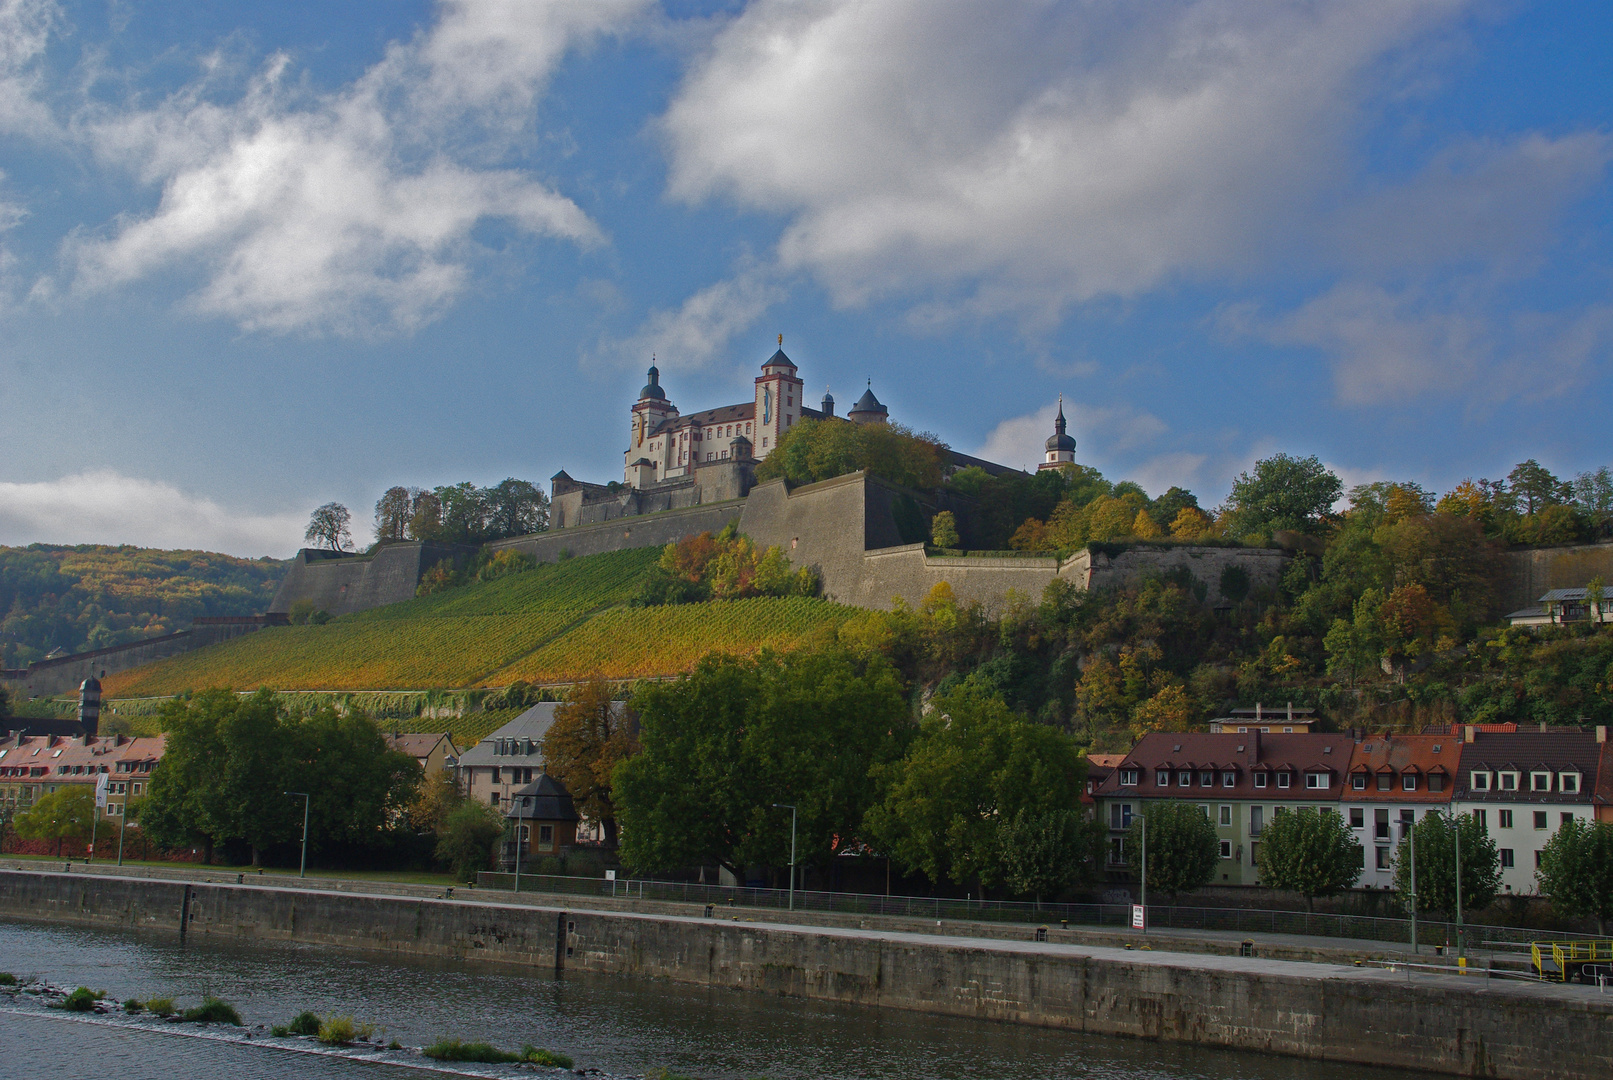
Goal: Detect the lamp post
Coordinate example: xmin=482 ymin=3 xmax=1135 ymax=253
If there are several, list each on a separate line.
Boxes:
xmin=1407 ymin=818 xmax=1417 ymax=954
xmin=1453 ymin=811 xmax=1464 ymax=964
xmin=284 ymin=792 xmax=310 ymax=878
xmin=772 ymin=803 xmax=797 ymax=911
xmin=1138 ymin=814 xmax=1147 ymax=934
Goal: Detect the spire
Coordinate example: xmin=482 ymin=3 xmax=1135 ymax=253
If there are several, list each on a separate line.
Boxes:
xmin=1055 ymin=393 xmax=1066 ymax=435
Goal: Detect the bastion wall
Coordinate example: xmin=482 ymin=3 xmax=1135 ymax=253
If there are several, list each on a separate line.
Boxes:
xmin=1 ymin=869 xmax=1606 ymax=1080
xmin=1 ymin=617 xmax=283 ymax=699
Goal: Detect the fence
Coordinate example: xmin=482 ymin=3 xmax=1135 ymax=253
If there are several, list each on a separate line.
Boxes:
xmin=475 ymin=871 xmax=1602 ymax=951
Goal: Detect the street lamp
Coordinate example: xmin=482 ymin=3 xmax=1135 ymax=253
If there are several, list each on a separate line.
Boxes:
xmin=1137 ymin=814 xmax=1147 ymax=935
xmin=772 ymin=803 xmax=797 ymax=911
xmin=284 ymin=792 xmax=310 ymax=878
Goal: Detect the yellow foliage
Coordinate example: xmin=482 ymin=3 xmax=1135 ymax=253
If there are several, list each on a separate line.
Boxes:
xmin=1132 ymin=509 xmax=1163 ymax=539
xmin=1169 ymin=506 xmax=1214 ymax=540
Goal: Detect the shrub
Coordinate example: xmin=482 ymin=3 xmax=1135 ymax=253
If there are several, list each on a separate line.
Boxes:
xmin=286 ymin=1010 xmax=322 ymax=1037
xmin=182 ymin=998 xmax=242 ymax=1025
xmin=317 ymin=1015 xmax=374 ymax=1045
xmin=522 ymin=1046 xmax=575 ymax=1068
xmin=270 ymin=1024 xmax=291 ymax=1037
xmin=122 ymin=999 xmax=143 ymax=1013
xmin=145 ymin=997 xmax=176 ymax=1017
xmin=56 ymin=987 xmax=104 ymax=1012
xmin=422 ymin=1039 xmax=521 ymax=1063
xmin=0 ymin=973 xmax=17 ymax=986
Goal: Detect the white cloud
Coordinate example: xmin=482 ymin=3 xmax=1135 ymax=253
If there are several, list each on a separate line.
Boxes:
xmin=663 ymin=0 xmax=1471 ymax=318
xmin=0 ymin=471 xmax=315 ymax=557
xmin=597 ymin=263 xmax=784 ymax=369
xmin=67 ymin=0 xmax=647 ymax=334
xmin=0 ymin=0 xmax=57 ymax=139
xmin=976 ymin=398 xmax=1169 ymax=473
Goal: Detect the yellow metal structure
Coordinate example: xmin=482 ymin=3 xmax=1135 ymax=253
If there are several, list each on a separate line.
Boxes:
xmin=1530 ymin=939 xmax=1613 ymax=981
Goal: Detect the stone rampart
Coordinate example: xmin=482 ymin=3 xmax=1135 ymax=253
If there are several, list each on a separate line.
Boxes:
xmin=1066 ymin=544 xmax=1291 ymax=604
xmin=1 ymin=617 xmax=283 ymax=699
xmin=267 ymin=542 xmax=475 ymax=617
xmin=1 ymin=869 xmax=1607 ymax=1080
xmin=488 ymin=501 xmax=745 ymax=564
xmin=1502 ymin=541 xmax=1613 ymax=613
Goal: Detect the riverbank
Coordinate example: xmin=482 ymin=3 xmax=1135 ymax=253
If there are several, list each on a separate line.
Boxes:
xmin=2 ymin=867 xmax=1607 ymax=1080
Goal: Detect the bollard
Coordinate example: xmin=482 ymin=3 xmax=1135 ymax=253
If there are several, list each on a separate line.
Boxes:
xmin=237 ymin=874 xmax=245 ymax=884
xmin=445 ymin=887 xmax=454 ymax=899
xmin=1060 ymin=919 xmax=1068 ymax=931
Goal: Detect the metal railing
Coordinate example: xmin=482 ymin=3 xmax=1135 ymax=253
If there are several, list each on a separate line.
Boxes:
xmin=473 ymin=871 xmax=1606 ymax=950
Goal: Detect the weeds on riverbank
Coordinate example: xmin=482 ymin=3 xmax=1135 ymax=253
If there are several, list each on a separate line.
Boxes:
xmin=423 ymin=1040 xmax=521 ymax=1063
xmin=521 ymin=1046 xmax=574 ymax=1068
xmin=145 ymin=998 xmax=175 ymax=1017
xmin=0 ymin=973 xmax=18 ymax=986
xmin=123 ymin=998 xmax=143 ymax=1013
xmin=317 ymin=1015 xmax=374 ymax=1045
xmin=181 ymin=998 xmax=242 ymax=1025
xmin=270 ymin=1010 xmax=322 ymax=1037
xmin=54 ymin=987 xmax=104 ymax=1011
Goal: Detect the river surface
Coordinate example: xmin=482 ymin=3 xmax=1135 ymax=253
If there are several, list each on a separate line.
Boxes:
xmin=0 ymin=917 xmax=1426 ymax=1080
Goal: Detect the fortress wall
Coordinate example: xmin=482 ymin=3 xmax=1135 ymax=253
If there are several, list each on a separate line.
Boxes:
xmin=739 ymin=475 xmax=874 ymax=603
xmin=3 ymin=631 xmax=195 ymax=699
xmin=1068 ymin=545 xmax=1292 ymax=604
xmin=267 ymin=542 xmax=474 ymax=617
xmin=489 ymin=501 xmax=745 ymax=564
xmin=1501 ymin=541 xmax=1613 ymax=613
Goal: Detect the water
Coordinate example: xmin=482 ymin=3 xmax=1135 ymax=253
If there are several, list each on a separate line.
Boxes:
xmin=0 ymin=918 xmax=1425 ymax=1080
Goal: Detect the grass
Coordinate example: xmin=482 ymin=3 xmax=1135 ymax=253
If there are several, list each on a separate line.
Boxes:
xmin=123 ymin=998 xmax=143 ymax=1013
xmin=181 ymin=998 xmax=242 ymax=1025
xmin=317 ymin=1015 xmax=375 ymax=1045
xmin=145 ymin=998 xmax=175 ymax=1017
xmin=0 ymin=852 xmax=462 ymax=887
xmin=422 ymin=1040 xmax=522 ymax=1064
xmin=0 ymin=973 xmax=17 ymax=986
xmin=521 ymin=1046 xmax=575 ymax=1068
xmin=272 ymin=1010 xmax=322 ymax=1037
xmin=55 ymin=987 xmax=104 ymax=1011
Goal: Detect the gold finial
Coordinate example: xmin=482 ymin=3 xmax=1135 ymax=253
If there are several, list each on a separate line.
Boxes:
xmin=778 ymin=333 xmax=783 ymax=348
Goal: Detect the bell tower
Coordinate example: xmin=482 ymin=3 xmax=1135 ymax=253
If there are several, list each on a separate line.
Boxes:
xmin=627 ymin=361 xmax=677 ymax=485
xmin=754 ymin=334 xmax=803 ymax=460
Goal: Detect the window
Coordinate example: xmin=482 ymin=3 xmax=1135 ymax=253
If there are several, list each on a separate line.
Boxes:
xmin=1349 ymin=807 xmax=1365 ymax=828
xmin=1119 ymin=769 xmax=1139 ymax=786
xmin=1402 ymin=774 xmax=1417 ymax=792
xmin=1470 ymin=771 xmax=1490 ymax=791
xmin=1535 ymin=850 xmax=1543 ymax=869
xmin=1376 ymin=772 xmax=1392 ymax=791
xmin=1219 ymin=805 xmax=1232 ymax=827
xmin=1200 ymin=770 xmax=1214 ymax=787
xmin=1427 ymin=774 xmax=1444 ymax=793
xmin=1219 ymin=840 xmax=1232 ymax=859
xmin=1250 ymin=842 xmax=1260 ymax=867
xmin=1156 ymin=769 xmax=1170 ymax=787
xmin=1249 ymin=806 xmax=1264 ymax=836
xmin=1375 ymin=808 xmax=1390 ymax=840
xmin=1376 ymin=847 xmax=1391 ymax=870
xmin=1472 ymin=808 xmax=1486 ymax=829
xmin=1254 ymin=773 xmax=1268 ymax=789
xmin=1306 ymin=772 xmax=1328 ymax=790
xmin=1222 ymin=770 xmax=1235 ymax=787
xmin=1534 ymin=811 xmax=1548 ymax=830
xmin=1560 ymin=772 xmax=1580 ymax=794
xmin=1276 ymin=772 xmax=1291 ymax=789
xmin=1110 ymin=803 xmax=1133 ymax=829
xmin=1178 ymin=770 xmax=1192 ymax=787
xmin=1498 ymin=772 xmax=1518 ymax=792
xmin=539 ymin=825 xmax=555 ymax=845
xmin=490 ymin=792 xmax=500 ymax=807
xmin=1199 ymin=804 xmax=1211 ymax=819
xmin=1500 ymin=849 xmax=1515 ymax=868
xmin=1400 ymin=809 xmax=1416 ymax=837
xmin=1562 ymin=812 xmax=1574 ymax=827
xmin=1530 ymin=772 xmax=1552 ymax=793
xmin=1498 ymin=809 xmax=1513 ymax=829
xmin=490 ymin=766 xmax=501 ymax=784
xmin=1352 ymin=773 xmax=1367 ymax=790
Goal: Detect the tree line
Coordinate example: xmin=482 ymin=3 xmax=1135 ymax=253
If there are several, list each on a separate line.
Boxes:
xmin=301 ymin=479 xmax=551 ymax=553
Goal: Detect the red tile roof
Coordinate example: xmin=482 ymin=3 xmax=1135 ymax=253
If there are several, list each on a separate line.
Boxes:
xmin=1341 ymin=734 xmax=1460 ymax=803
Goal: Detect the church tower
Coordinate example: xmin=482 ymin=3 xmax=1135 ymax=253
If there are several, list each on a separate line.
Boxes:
xmin=627 ymin=362 xmax=677 ymax=486
xmin=753 ymin=335 xmax=803 ymax=459
xmin=1038 ymin=395 xmax=1076 ymax=471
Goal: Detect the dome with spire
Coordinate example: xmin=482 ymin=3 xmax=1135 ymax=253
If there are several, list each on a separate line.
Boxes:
xmin=847 ymin=381 xmax=888 ymax=424
xmin=639 ymin=363 xmax=667 ymax=401
xmin=1045 ymin=397 xmax=1076 ymax=454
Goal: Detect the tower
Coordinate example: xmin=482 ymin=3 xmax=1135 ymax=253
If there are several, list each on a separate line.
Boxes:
xmin=627 ymin=362 xmax=677 ymax=486
xmin=1038 ymin=395 xmax=1076 ymax=471
xmin=847 ymin=380 xmax=888 ymax=425
xmin=754 ymin=335 xmax=803 ymax=458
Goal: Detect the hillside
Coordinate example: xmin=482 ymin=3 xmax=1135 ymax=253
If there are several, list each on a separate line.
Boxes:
xmin=0 ymin=544 xmax=287 ymax=668
xmin=101 ymin=547 xmax=855 ymax=695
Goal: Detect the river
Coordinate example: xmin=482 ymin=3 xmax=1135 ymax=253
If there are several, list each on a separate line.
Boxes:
xmin=0 ymin=917 xmax=1426 ymax=1080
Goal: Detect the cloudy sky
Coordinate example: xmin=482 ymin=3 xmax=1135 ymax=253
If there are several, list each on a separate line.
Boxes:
xmin=0 ymin=0 xmax=1609 ymax=557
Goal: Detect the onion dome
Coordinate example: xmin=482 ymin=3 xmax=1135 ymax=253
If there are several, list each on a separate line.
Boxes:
xmin=1045 ymin=396 xmax=1076 ymax=454
xmin=639 ymin=363 xmax=667 ymax=401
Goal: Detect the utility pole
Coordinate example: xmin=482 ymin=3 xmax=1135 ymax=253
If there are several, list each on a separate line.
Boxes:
xmin=284 ymin=792 xmax=310 ymax=878
xmin=773 ymin=804 xmax=797 ymax=911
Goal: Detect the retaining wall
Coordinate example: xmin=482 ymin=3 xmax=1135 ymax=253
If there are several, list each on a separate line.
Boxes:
xmin=1 ymin=619 xmax=281 ymax=699
xmin=1 ymin=869 xmax=1607 ymax=1080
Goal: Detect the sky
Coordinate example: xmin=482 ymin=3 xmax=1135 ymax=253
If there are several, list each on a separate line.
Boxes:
xmin=0 ymin=0 xmax=1609 ymax=558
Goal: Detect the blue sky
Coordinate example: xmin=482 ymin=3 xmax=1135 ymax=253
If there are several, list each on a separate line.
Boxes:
xmin=0 ymin=0 xmax=1609 ymax=557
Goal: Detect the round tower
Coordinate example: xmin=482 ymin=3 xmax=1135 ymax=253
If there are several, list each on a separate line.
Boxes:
xmin=1038 ymin=395 xmax=1077 ymax=471
xmin=627 ymin=362 xmax=677 ymax=486
xmin=847 ymin=381 xmax=889 ymax=425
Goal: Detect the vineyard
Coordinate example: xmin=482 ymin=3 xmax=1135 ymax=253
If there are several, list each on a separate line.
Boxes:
xmin=98 ymin=546 xmax=851 ymax=698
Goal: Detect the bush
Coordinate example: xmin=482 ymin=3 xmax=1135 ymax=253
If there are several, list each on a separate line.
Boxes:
xmin=317 ymin=1015 xmax=374 ymax=1045
xmin=145 ymin=997 xmax=176 ymax=1017
xmin=286 ymin=1010 xmax=322 ymax=1036
xmin=0 ymin=973 xmax=17 ymax=986
xmin=122 ymin=999 xmax=143 ymax=1013
xmin=55 ymin=987 xmax=104 ymax=1012
xmin=522 ymin=1046 xmax=575 ymax=1068
xmin=182 ymin=998 xmax=242 ymax=1025
xmin=422 ymin=1040 xmax=522 ymax=1063
xmin=271 ymin=1024 xmax=291 ymax=1037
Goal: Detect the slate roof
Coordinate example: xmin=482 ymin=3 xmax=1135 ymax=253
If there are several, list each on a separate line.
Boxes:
xmin=1455 ymin=729 xmax=1602 ymax=804
xmin=384 ymin=732 xmax=458 ymax=765
xmin=650 ymin=401 xmax=757 ymax=437
xmin=1092 ymin=732 xmax=1355 ymax=801
xmin=504 ymin=774 xmax=580 ymax=822
xmin=456 ymin=704 xmax=560 ymax=769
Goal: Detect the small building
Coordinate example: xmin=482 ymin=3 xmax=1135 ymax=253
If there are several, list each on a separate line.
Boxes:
xmin=1341 ymin=733 xmax=1460 ymax=888
xmin=1452 ymin=726 xmax=1606 ymax=894
xmin=500 ymin=774 xmax=579 ymax=869
xmin=1208 ymin=703 xmax=1318 ymax=733
xmin=383 ymin=732 xmax=460 ymax=776
xmin=456 ymin=704 xmax=559 ymax=810
xmin=1506 ymin=586 xmax=1613 ymax=627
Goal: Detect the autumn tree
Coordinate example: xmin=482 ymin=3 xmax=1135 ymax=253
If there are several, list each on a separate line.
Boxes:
xmin=305 ymin=503 xmax=353 ymax=551
xmin=14 ymin=786 xmax=96 ymax=856
xmin=930 ymin=511 xmax=960 ymax=549
xmin=373 ymin=487 xmax=411 ymax=542
xmin=544 ymin=675 xmax=638 ymax=846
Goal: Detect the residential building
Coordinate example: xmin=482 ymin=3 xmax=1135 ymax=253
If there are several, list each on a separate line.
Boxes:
xmin=1452 ymin=726 xmax=1606 ymax=894
xmin=1092 ymin=731 xmax=1354 ymax=886
xmin=499 ymin=774 xmax=580 ymax=869
xmin=0 ymin=732 xmax=165 ymax=820
xmin=1208 ymin=703 xmax=1317 ymax=733
xmin=1506 ymin=586 xmax=1613 ymax=627
xmin=456 ymin=704 xmax=560 ymax=810
xmin=383 ymin=732 xmax=460 ymax=776
xmin=1341 ymin=733 xmax=1461 ymax=889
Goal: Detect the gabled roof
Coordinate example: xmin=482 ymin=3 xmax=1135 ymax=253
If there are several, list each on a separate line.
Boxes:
xmin=1094 ymin=732 xmax=1354 ymax=801
xmin=651 ymin=401 xmax=756 ymax=436
xmin=1457 ymin=729 xmax=1601 ymax=802
xmin=384 ymin=732 xmax=458 ymax=762
xmin=1342 ymin=734 xmax=1461 ymax=803
xmin=457 ymin=704 xmax=561 ymax=769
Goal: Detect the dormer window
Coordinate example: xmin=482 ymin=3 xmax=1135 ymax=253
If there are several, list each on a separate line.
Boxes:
xmin=1119 ymin=768 xmax=1139 ymax=786
xmin=1530 ymin=771 xmax=1552 ymax=793
xmin=1352 ymin=773 xmax=1367 ymax=790
xmin=1403 ymin=774 xmax=1417 ymax=792
xmin=1276 ymin=771 xmax=1291 ymax=789
xmin=1427 ymin=773 xmax=1445 ymax=793
xmin=1560 ymin=772 xmax=1580 ymax=794
xmin=1222 ymin=771 xmax=1236 ymax=787
xmin=1178 ymin=770 xmax=1192 ymax=787
xmin=1377 ymin=772 xmax=1392 ymax=791
xmin=1498 ymin=772 xmax=1518 ymax=792
xmin=1471 ymin=771 xmax=1490 ymax=791
xmin=1306 ymin=772 xmax=1329 ymax=790
xmin=1254 ymin=773 xmax=1268 ymax=789
xmin=1199 ymin=770 xmax=1214 ymax=787
xmin=1155 ymin=769 xmax=1170 ymax=787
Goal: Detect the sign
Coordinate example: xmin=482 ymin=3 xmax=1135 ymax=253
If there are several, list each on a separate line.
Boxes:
xmin=605 ymin=870 xmax=616 ymax=882
xmin=95 ymin=773 xmax=109 ymax=809
xmin=1131 ymin=904 xmax=1146 ymax=930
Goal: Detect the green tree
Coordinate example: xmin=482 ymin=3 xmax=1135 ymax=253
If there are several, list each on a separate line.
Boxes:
xmin=1507 ymin=460 xmax=1569 ymax=515
xmin=1258 ymin=807 xmax=1363 ymax=911
xmin=864 ymin=679 xmax=1085 ymax=891
xmin=615 ymin=649 xmax=909 ymax=879
xmin=1223 ymin=453 xmax=1342 ymax=538
xmin=1125 ymin=801 xmax=1218 ymax=899
xmin=754 ymin=417 xmax=949 ymax=491
xmin=435 ymin=801 xmax=504 ymax=882
xmin=1537 ymin=818 xmax=1613 ymax=934
xmin=930 ymin=511 xmax=960 ymax=549
xmin=14 ymin=786 xmax=96 ymax=856
xmin=996 ymin=807 xmax=1104 ymax=904
xmin=1393 ymin=811 xmax=1501 ymax=917
xmin=484 ymin=478 xmax=550 ymax=538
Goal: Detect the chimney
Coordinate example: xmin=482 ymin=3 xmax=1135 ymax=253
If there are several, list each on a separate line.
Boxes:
xmin=78 ymin=676 xmax=101 ymax=738
xmin=1540 ymin=722 xmax=1548 ymax=733
xmin=1597 ymin=726 xmax=1607 ymax=744
xmin=1248 ymin=729 xmax=1262 ymax=765
xmin=1287 ymin=701 xmax=1293 ymax=722
xmin=1256 ymin=702 xmax=1262 ymax=722
xmin=1465 ymin=725 xmax=1476 ymax=743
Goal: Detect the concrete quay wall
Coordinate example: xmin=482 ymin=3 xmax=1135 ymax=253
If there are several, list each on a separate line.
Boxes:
xmin=2 ymin=869 xmax=1608 ymax=1080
